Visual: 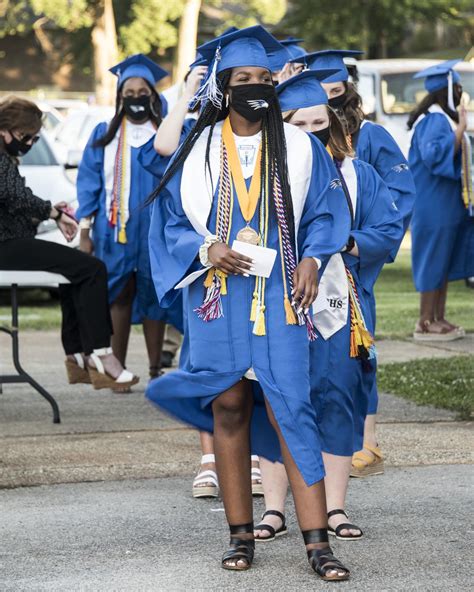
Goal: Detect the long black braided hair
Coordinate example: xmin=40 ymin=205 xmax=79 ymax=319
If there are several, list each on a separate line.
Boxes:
xmin=94 ymin=81 xmax=163 ymax=148
xmin=146 ymin=68 xmax=296 ymax=246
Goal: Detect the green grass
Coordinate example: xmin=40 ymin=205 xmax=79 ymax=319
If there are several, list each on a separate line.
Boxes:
xmin=378 ymin=356 xmax=474 ymax=419
xmin=374 ymin=250 xmax=474 ymax=339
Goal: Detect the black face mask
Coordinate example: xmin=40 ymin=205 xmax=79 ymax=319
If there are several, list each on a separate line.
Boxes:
xmin=312 ymin=126 xmax=331 ymax=147
xmin=228 ymin=84 xmax=276 ymax=122
xmin=328 ymin=92 xmax=347 ymax=110
xmin=5 ymin=136 xmax=34 ymax=157
xmin=122 ymin=96 xmax=151 ymax=121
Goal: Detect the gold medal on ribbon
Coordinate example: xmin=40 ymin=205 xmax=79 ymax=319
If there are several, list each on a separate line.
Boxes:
xmin=222 ymin=117 xmax=262 ymax=245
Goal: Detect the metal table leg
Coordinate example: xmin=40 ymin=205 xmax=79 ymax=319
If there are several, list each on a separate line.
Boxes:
xmin=0 ymin=284 xmax=61 ymax=423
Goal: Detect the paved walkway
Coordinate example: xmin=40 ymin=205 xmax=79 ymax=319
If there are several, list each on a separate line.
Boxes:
xmin=0 ymin=331 xmax=472 ymax=590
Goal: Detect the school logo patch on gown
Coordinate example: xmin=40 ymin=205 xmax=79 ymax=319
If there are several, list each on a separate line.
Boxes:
xmin=330 ymin=178 xmax=342 ymax=190
xmin=392 ymin=163 xmax=409 ymax=173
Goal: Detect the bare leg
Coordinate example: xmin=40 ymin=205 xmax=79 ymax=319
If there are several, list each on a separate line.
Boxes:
xmin=363 ymin=413 xmax=377 ymax=448
xmin=212 ymin=380 xmax=254 ymax=568
xmin=434 ymin=282 xmax=459 ymax=329
xmin=418 ymin=290 xmax=437 ymax=325
xmin=110 ymin=275 xmax=135 ymax=366
xmin=143 ymin=317 xmax=165 ymax=376
xmin=255 ymin=458 xmax=288 ymax=538
xmin=193 ymin=431 xmax=217 ymax=493
xmin=200 ymin=430 xmax=214 ymax=455
xmin=263 ymin=399 xmax=345 ymax=578
xmin=323 ymin=452 xmax=361 ymax=536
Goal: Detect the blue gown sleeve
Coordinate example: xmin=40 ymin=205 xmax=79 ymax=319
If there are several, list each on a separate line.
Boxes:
xmin=358 ymin=122 xmax=416 ymax=235
xmin=350 ymin=161 xmax=404 ymax=280
xmin=298 ymin=136 xmax=351 ymax=265
xmin=148 ymin=168 xmax=204 ymax=308
xmin=137 ymin=118 xmax=197 ymax=178
xmin=417 ymin=113 xmax=460 ymax=181
xmin=76 ymin=122 xmax=107 ymax=219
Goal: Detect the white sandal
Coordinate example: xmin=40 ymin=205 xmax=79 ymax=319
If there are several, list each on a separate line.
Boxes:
xmin=193 ymin=454 xmax=219 ymax=498
xmin=88 ymin=349 xmax=139 ymax=392
xmin=251 ymin=455 xmax=264 ymax=497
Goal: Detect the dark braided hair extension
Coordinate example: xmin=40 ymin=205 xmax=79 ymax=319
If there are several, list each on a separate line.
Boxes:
xmin=94 ymin=81 xmax=163 ymax=148
xmin=407 ymin=85 xmax=460 ymax=130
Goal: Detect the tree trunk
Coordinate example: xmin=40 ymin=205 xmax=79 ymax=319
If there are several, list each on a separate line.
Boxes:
xmin=173 ymin=0 xmax=202 ymax=84
xmin=91 ymin=0 xmax=119 ymax=105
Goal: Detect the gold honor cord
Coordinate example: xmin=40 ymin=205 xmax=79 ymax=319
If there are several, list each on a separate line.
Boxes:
xmin=222 ymin=117 xmax=262 ymax=244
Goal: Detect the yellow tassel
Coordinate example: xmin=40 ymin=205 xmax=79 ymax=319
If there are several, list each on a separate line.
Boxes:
xmin=284 ymin=295 xmax=297 ymax=325
xmin=250 ymin=291 xmax=259 ymax=321
xmin=204 ymin=268 xmax=215 ymax=288
xmin=118 ymin=227 xmax=127 ymax=244
xmin=254 ymin=305 xmax=266 ymax=336
xmin=217 ymin=270 xmax=227 ymax=295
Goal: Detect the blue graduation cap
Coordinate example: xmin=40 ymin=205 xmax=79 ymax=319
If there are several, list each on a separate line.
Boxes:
xmin=277 ymin=69 xmax=340 ymax=112
xmin=189 ymin=52 xmax=209 ymax=69
xmin=268 ymin=47 xmax=293 ymax=72
xmin=197 ymin=25 xmax=285 ymax=75
xmin=280 ymin=36 xmax=306 ymax=60
xmin=194 ymin=25 xmax=286 ymax=107
xmin=290 ymin=49 xmax=364 ymax=82
xmin=109 ymin=54 xmax=169 ymax=88
xmin=413 ymin=59 xmax=462 ymax=92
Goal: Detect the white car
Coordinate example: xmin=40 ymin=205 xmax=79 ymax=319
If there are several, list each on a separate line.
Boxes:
xmin=18 ymin=131 xmax=78 ymax=247
xmin=351 ymin=59 xmax=474 ymax=157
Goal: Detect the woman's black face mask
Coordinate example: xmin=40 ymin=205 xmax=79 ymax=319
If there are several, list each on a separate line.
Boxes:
xmin=312 ymin=126 xmax=331 ymax=147
xmin=122 ymin=95 xmax=152 ymax=121
xmin=328 ymin=92 xmax=347 ymax=110
xmin=228 ymin=84 xmax=276 ymax=122
xmin=6 ymin=134 xmax=36 ymax=157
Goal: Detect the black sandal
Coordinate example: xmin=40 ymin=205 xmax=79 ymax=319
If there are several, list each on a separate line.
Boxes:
xmin=149 ymin=365 xmax=164 ymax=380
xmin=254 ymin=510 xmax=288 ymax=542
xmin=221 ymin=522 xmax=255 ymax=571
xmin=302 ymin=529 xmax=350 ymax=581
xmin=327 ymin=509 xmax=363 ymax=541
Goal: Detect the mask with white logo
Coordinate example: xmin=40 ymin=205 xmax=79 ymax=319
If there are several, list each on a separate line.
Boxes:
xmin=228 ymin=84 xmax=276 ymax=123
xmin=122 ymin=96 xmax=151 ymax=122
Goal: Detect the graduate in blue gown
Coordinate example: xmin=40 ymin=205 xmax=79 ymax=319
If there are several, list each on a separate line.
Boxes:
xmin=292 ymin=49 xmax=416 ymax=472
xmin=254 ymin=71 xmax=403 ymax=543
xmin=146 ymin=26 xmax=351 ymax=580
xmin=76 ymin=55 xmax=182 ymax=379
xmin=407 ymin=60 xmax=473 ymax=341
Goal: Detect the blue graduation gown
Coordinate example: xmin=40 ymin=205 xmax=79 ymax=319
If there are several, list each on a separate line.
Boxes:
xmin=409 ymin=111 xmax=474 ymax=292
xmin=356 ymin=121 xmax=416 ymax=415
xmin=146 ymin=132 xmax=350 ymax=487
xmin=76 ymin=122 xmax=182 ymax=330
xmin=311 ymin=159 xmax=404 ymax=455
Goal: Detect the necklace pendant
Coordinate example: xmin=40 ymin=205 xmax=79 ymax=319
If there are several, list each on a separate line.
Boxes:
xmin=236 ymin=226 xmax=260 ymax=245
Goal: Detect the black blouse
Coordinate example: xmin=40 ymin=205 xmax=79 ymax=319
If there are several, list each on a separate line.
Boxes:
xmin=0 ymin=152 xmax=52 ymax=242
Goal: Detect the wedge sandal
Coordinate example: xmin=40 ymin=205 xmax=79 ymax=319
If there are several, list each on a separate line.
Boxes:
xmin=87 ymin=353 xmax=139 ymax=393
xmin=351 ymin=443 xmax=384 ymax=477
xmin=192 ymin=454 xmax=219 ymax=498
xmin=303 ymin=528 xmax=350 ymax=581
xmin=65 ymin=354 xmax=91 ymax=385
xmin=254 ymin=510 xmax=288 ymax=542
xmin=222 ymin=523 xmax=255 ymax=571
xmin=327 ymin=509 xmax=363 ymax=541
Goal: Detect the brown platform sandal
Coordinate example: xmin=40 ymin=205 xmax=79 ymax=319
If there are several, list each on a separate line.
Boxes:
xmin=302 ymin=528 xmax=350 ymax=582
xmin=221 ymin=523 xmax=255 ymax=571
xmin=351 ymin=442 xmax=384 ymax=477
xmin=87 ymin=353 xmax=139 ymax=393
xmin=65 ymin=355 xmax=91 ymax=385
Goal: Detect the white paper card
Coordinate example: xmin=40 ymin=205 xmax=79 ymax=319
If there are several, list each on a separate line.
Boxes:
xmin=174 ymin=267 xmax=208 ymax=290
xmin=231 ymin=240 xmax=277 ymax=278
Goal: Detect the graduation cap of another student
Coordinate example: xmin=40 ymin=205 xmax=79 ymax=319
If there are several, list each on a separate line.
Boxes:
xmin=277 ymin=69 xmax=340 ymax=112
xmin=280 ymin=36 xmax=306 ymax=60
xmin=109 ymin=54 xmax=169 ymax=88
xmin=289 ymin=49 xmax=364 ymax=82
xmin=194 ymin=25 xmax=286 ymax=107
xmin=189 ymin=53 xmax=209 ymax=69
xmin=413 ymin=59 xmax=462 ymax=92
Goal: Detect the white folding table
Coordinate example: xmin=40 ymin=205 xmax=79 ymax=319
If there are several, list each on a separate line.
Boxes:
xmin=0 ymin=271 xmax=70 ymax=423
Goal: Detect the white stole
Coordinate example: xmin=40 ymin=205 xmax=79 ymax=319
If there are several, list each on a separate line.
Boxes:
xmin=313 ymin=157 xmax=358 ymax=340
xmin=103 ymin=119 xmax=156 ymax=226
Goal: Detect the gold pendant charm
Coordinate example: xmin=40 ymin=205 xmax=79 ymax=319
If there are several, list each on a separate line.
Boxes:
xmin=236 ymin=226 xmax=260 ymax=245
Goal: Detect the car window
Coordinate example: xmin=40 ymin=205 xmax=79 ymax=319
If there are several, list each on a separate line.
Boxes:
xmin=357 ymin=73 xmax=376 ymax=116
xmin=55 ymin=112 xmax=85 ymax=146
xmin=19 ymin=135 xmax=57 ymax=166
xmin=382 ymin=71 xmax=474 ymax=114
